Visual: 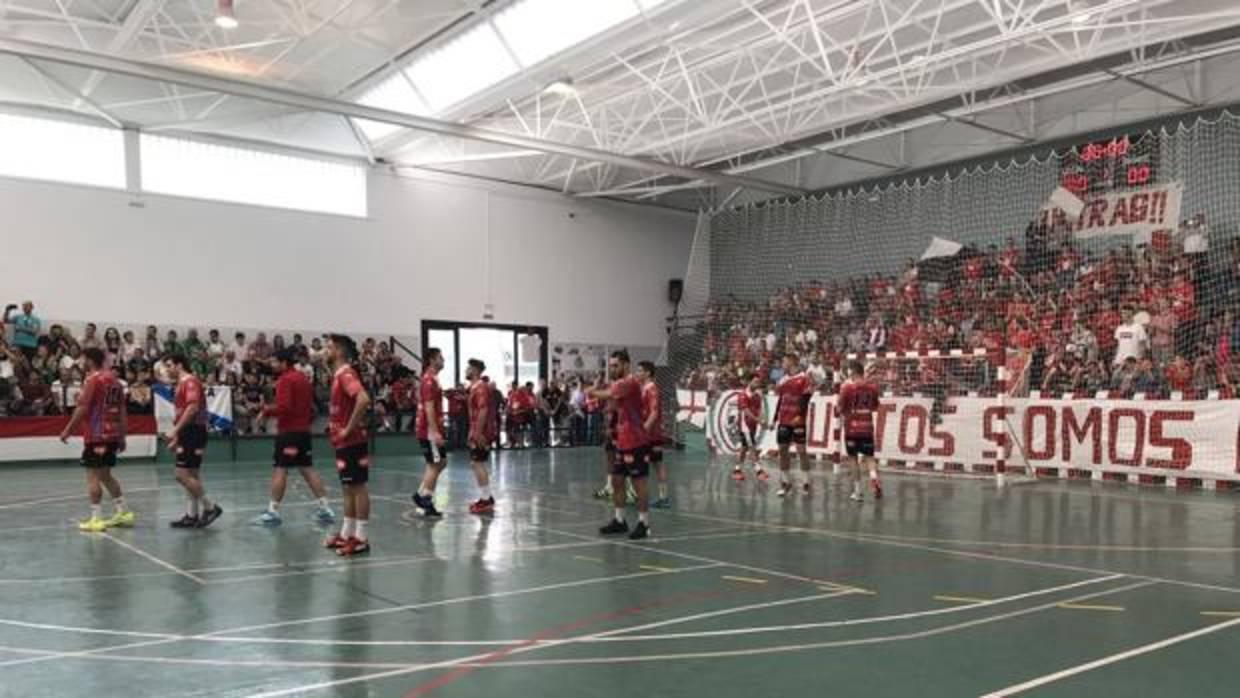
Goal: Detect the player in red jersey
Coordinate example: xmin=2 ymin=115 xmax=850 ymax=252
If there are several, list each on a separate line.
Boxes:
xmin=637 ymin=361 xmax=670 ymax=508
xmin=732 ymin=375 xmax=769 ymax=482
xmin=324 ymin=335 xmax=372 ymax=556
xmin=58 ymin=347 xmax=133 ymax=532
xmin=162 ymin=353 xmax=223 ymax=529
xmin=411 ymin=348 xmax=447 ymax=518
xmin=465 ymin=358 xmax=498 ymax=515
xmin=253 ymin=348 xmax=335 ymax=527
xmin=774 ymin=353 xmax=814 ymax=497
xmin=590 ymin=350 xmax=651 ymax=539
xmin=837 ymin=360 xmax=882 ymax=502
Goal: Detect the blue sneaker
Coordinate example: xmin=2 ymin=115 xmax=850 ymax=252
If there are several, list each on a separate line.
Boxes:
xmin=314 ymin=507 xmax=336 ymax=525
xmin=652 ymin=497 xmax=672 ymax=509
xmin=251 ymin=511 xmax=282 ymax=527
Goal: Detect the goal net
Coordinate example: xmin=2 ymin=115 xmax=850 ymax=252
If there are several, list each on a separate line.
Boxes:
xmin=672 ymin=112 xmax=1240 ymax=491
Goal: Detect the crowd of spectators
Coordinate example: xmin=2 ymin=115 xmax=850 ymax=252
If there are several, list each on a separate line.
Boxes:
xmin=0 ymin=303 xmax=618 ymax=447
xmin=682 ymin=224 xmax=1240 ymax=401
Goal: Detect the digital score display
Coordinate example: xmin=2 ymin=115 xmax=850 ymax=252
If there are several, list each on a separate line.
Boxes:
xmin=1057 ymin=133 xmax=1159 ymax=195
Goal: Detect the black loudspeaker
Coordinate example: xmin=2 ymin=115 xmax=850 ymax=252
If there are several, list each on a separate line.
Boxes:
xmin=668 ymin=279 xmax=684 ymax=304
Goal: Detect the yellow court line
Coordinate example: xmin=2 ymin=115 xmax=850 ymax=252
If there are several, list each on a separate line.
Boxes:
xmin=1200 ymin=611 xmax=1240 ymax=618
xmin=721 ymin=575 xmax=769 ymax=585
xmin=572 ymin=556 xmax=603 ymax=564
xmin=1057 ymin=603 xmax=1125 ymax=612
xmin=639 ymin=564 xmax=675 ymax=573
xmin=934 ymin=595 xmax=989 ymax=604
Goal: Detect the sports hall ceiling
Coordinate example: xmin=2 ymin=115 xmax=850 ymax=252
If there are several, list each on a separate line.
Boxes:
xmin=2 ymin=0 xmax=1240 ymax=211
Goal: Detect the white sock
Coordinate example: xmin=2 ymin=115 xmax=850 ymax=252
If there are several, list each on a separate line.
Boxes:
xmin=112 ymin=496 xmax=126 ymax=513
xmin=316 ymin=497 xmax=330 ymax=511
xmin=638 ymin=511 xmax=649 ymax=524
xmin=268 ymin=500 xmax=281 ymax=514
xmin=188 ymin=497 xmax=199 ymax=517
xmin=354 ymin=519 xmax=368 ymax=542
xmin=341 ymin=517 xmax=356 ymax=539
xmin=480 ymin=486 xmax=492 ymax=500
xmin=200 ymin=495 xmax=213 ymax=511
xmin=90 ymin=504 xmax=102 ymax=519
xmin=614 ymin=508 xmax=625 ymax=523
xmin=852 ymin=481 xmax=861 ymax=495
xmin=658 ymin=483 xmax=668 ymax=498
xmin=869 ymin=468 xmax=878 ymax=481
xmin=418 ymin=487 xmax=432 ymax=498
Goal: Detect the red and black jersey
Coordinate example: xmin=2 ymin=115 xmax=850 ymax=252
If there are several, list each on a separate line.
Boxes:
xmin=774 ymin=372 xmax=812 ymax=427
xmin=468 ymin=380 xmax=497 ymax=441
xmin=737 ymin=389 xmax=763 ymax=429
xmin=837 ymin=379 xmax=880 ymax=438
xmin=174 ymin=374 xmax=208 ymax=428
xmin=641 ymin=381 xmax=662 ymax=446
xmin=415 ymin=371 xmax=443 ymax=440
xmin=329 ymin=365 xmax=368 ymax=449
xmin=609 ymin=376 xmax=647 ymax=451
xmin=80 ymin=369 xmax=126 ymax=445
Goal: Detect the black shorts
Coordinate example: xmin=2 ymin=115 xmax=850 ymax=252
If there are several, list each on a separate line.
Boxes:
xmin=610 ymin=447 xmax=650 ymax=479
xmin=845 ymin=435 xmax=875 ymax=457
xmin=81 ymin=442 xmax=120 ymax=468
xmin=419 ymin=439 xmax=446 ymax=465
xmin=470 ymin=446 xmax=490 ymax=462
xmin=648 ymin=446 xmax=664 ymax=464
xmin=274 ymin=432 xmax=313 ymax=468
xmin=335 ymin=443 xmax=370 ymax=485
xmin=174 ymin=425 xmax=208 ymax=469
xmin=738 ymin=424 xmax=758 ymax=448
xmin=776 ymin=425 xmax=806 ymax=446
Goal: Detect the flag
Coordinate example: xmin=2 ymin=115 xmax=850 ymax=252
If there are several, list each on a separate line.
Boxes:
xmin=154 ymin=384 xmax=234 ymax=432
xmin=676 ymin=388 xmax=707 ymax=428
xmin=919 ymin=236 xmax=963 ymax=261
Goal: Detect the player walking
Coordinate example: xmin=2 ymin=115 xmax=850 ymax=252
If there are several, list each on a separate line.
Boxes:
xmin=591 ymin=350 xmax=651 ymax=539
xmin=58 ymin=347 xmax=133 ymax=532
xmin=411 ymin=348 xmax=447 ymax=518
xmin=465 ymin=358 xmax=497 ymax=515
xmin=774 ymin=353 xmax=814 ymax=497
xmin=253 ymin=348 xmax=335 ymax=526
xmin=162 ymin=353 xmax=223 ymax=528
xmin=731 ymin=375 xmax=769 ymax=482
xmin=838 ymin=360 xmax=883 ymax=501
xmin=323 ymin=335 xmax=372 ymax=556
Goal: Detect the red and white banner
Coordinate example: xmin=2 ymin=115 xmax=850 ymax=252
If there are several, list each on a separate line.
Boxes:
xmin=1038 ymin=182 xmax=1182 ymax=242
xmin=694 ymin=391 xmax=1240 ymax=482
xmin=0 ymin=416 xmax=158 ymax=463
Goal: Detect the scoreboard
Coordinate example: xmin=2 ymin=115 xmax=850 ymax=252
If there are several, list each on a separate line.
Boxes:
xmin=1057 ymin=132 xmax=1160 ymax=195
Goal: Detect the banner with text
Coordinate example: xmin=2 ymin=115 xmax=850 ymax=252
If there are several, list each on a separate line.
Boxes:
xmin=694 ymin=391 xmax=1240 ymax=481
xmin=1038 ymin=182 xmax=1182 ymax=242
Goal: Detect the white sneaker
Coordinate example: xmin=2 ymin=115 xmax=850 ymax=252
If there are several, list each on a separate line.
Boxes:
xmin=849 ymin=491 xmax=863 ymax=503
xmin=777 ymin=483 xmax=793 ymax=497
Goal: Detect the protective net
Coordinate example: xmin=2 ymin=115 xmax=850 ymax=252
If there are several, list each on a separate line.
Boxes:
xmin=672 ymin=111 xmax=1240 ymax=489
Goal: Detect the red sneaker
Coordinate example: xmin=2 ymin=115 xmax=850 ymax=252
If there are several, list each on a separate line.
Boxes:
xmin=323 ymin=533 xmax=347 ymax=549
xmin=469 ymin=497 xmax=496 ymax=515
xmin=731 ymin=468 xmax=745 ymax=482
xmin=755 ymin=468 xmax=770 ymax=482
xmin=336 ymin=537 xmax=371 ymax=557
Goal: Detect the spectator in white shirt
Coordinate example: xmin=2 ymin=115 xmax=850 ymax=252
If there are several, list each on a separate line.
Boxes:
xmin=59 ymin=344 xmax=83 ymax=373
xmin=1112 ymin=308 xmax=1148 ymax=366
xmin=231 ymin=332 xmax=249 ymax=360
xmin=807 ymin=355 xmax=829 ymax=386
xmin=834 ymin=296 xmax=854 ymax=318
xmin=121 ymin=330 xmax=140 ymax=360
xmin=207 ymin=329 xmax=226 ymax=358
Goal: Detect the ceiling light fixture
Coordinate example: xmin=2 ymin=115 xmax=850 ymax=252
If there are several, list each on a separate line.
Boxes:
xmin=215 ymin=0 xmax=238 ymax=29
xmin=1072 ymin=12 xmax=1093 ymax=24
xmin=544 ymin=78 xmax=576 ymax=96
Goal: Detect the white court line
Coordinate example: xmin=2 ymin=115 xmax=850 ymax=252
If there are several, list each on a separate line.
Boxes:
xmin=244 ymin=574 xmax=1154 ymax=695
xmin=97 ymin=533 xmax=206 ymax=585
xmin=507 ymin=485 xmax=1240 ymax=596
xmin=981 ymin=615 xmax=1240 ymax=696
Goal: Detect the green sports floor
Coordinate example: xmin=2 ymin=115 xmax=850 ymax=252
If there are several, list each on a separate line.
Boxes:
xmin=1 ymin=438 xmax=1239 ymax=697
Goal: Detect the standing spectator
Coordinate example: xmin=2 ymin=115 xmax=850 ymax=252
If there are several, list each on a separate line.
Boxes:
xmin=541 ymin=379 xmax=566 ymax=446
xmin=1112 ymin=308 xmax=1148 ymax=366
xmin=1148 ymin=298 xmax=1176 ymax=367
xmin=4 ymin=300 xmax=41 ymax=360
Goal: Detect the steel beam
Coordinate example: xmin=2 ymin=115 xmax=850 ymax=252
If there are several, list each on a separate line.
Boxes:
xmin=0 ymin=37 xmax=809 ymax=197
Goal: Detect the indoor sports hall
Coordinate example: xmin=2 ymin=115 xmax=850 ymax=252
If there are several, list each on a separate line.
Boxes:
xmin=1 ymin=1 xmax=1239 ymax=696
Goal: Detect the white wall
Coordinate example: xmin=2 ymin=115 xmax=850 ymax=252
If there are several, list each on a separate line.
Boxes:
xmin=0 ymin=168 xmax=693 ymax=350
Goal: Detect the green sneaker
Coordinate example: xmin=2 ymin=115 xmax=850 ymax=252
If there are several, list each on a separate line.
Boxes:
xmin=107 ymin=511 xmax=135 ymax=528
xmin=78 ymin=516 xmax=109 ymax=533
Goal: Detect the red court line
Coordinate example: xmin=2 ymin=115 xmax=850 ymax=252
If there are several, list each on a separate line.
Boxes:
xmin=403 ymin=587 xmax=750 ymax=697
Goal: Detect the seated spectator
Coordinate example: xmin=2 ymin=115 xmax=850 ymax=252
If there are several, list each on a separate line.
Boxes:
xmin=121 ymin=330 xmax=140 ymax=360
xmin=206 ymin=329 xmax=226 ymax=359
xmin=126 ymin=373 xmax=154 ymax=415
xmin=103 ymin=327 xmax=122 ymax=358
xmin=80 ymin=323 xmax=101 ymax=350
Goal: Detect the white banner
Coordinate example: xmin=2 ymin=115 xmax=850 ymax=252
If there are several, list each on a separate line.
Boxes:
xmin=696 ymin=391 xmax=1240 ymax=481
xmin=1038 ymin=182 xmax=1182 ymax=242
